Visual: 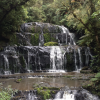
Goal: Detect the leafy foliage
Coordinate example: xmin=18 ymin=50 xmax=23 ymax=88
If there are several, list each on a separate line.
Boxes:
xmin=90 ymin=55 xmax=100 ymax=73
xmin=83 ymin=72 xmax=100 ymax=97
xmin=95 ymin=72 xmax=100 ymax=78
xmin=0 ymin=0 xmax=32 ymax=42
xmin=0 ymin=83 xmax=17 ymax=100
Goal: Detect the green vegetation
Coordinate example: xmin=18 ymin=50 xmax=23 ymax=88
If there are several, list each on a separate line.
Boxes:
xmin=30 ymin=33 xmax=39 ymax=46
xmin=0 ymin=0 xmax=100 ymax=97
xmin=0 ymin=0 xmax=33 ymax=43
xmin=33 ymin=33 xmax=39 ymax=46
xmin=44 ymin=42 xmax=58 ymax=46
xmin=15 ymin=78 xmax=22 ymax=83
xmin=83 ymin=72 xmax=100 ymax=97
xmin=33 ymin=84 xmax=60 ymax=100
xmin=0 ymin=83 xmax=17 ymax=100
xmin=43 ymin=33 xmax=51 ymax=43
xmin=36 ymin=87 xmax=51 ymax=100
xmin=90 ymin=55 xmax=100 ymax=73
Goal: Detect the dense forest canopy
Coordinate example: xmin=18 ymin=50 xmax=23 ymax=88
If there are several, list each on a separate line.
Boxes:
xmin=0 ymin=0 xmax=100 ymax=68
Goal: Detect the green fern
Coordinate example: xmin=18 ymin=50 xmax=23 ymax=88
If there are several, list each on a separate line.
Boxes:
xmin=95 ymin=73 xmax=100 ymax=78
xmin=90 ymin=78 xmax=98 ymax=82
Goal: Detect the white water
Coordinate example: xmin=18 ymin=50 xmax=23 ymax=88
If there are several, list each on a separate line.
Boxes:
xmin=39 ymin=32 xmax=44 ymax=46
xmin=35 ymin=22 xmax=44 ymax=46
xmin=74 ymin=49 xmax=78 ymax=71
xmin=49 ymin=46 xmax=66 ymax=73
xmin=3 ymin=55 xmax=9 ymax=71
xmin=59 ymin=26 xmax=76 ymax=45
xmin=53 ymin=89 xmax=100 ymax=100
xmin=78 ymin=48 xmax=83 ymax=70
xmin=85 ymin=47 xmax=93 ymax=66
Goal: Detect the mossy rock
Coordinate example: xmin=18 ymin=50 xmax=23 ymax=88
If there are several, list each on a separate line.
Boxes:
xmin=44 ymin=42 xmax=58 ymax=46
xmin=35 ymin=86 xmax=60 ymax=100
xmin=30 ymin=33 xmax=39 ymax=46
xmin=80 ymin=70 xmax=92 ymax=74
xmin=15 ymin=78 xmax=22 ymax=83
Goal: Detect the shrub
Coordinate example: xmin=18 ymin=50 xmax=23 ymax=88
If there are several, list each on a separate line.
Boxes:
xmin=0 ymin=83 xmax=17 ymax=100
xmin=44 ymin=42 xmax=58 ymax=46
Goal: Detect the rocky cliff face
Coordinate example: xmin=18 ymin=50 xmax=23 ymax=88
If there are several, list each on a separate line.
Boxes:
xmin=13 ymin=22 xmax=75 ymax=46
xmin=0 ymin=22 xmax=93 ymax=74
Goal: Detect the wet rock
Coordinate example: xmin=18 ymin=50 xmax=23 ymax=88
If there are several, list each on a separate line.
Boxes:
xmin=74 ymin=90 xmax=87 ymax=100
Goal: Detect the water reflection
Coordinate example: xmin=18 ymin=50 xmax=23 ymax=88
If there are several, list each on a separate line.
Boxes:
xmin=0 ymin=77 xmax=83 ymax=91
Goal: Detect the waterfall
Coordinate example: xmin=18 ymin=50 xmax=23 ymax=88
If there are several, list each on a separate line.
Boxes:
xmin=59 ymin=26 xmax=76 ymax=45
xmin=54 ymin=91 xmax=63 ymax=99
xmin=0 ymin=22 xmax=94 ymax=74
xmin=85 ymin=47 xmax=93 ymax=66
xmin=38 ymin=57 xmax=41 ymax=70
xmin=35 ymin=22 xmax=44 ymax=46
xmin=54 ymin=89 xmax=100 ymax=100
xmin=3 ymin=55 xmax=11 ymax=75
xmin=78 ymin=48 xmax=83 ymax=69
xmin=39 ymin=31 xmax=44 ymax=46
xmin=28 ymin=50 xmax=31 ymax=72
xmin=3 ymin=55 xmax=9 ymax=71
xmin=49 ymin=46 xmax=65 ymax=72
xmin=74 ymin=49 xmax=78 ymax=71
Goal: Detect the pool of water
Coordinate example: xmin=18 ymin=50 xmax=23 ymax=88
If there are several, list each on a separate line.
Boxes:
xmin=0 ymin=72 xmax=84 ymax=90
xmin=0 ymin=77 xmax=84 ymax=90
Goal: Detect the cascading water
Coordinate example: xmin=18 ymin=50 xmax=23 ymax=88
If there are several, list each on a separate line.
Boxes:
xmin=53 ymin=89 xmax=100 ymax=100
xmin=78 ymin=48 xmax=83 ymax=70
xmin=85 ymin=47 xmax=93 ymax=66
xmin=49 ymin=26 xmax=82 ymax=72
xmin=59 ymin=26 xmax=76 ymax=45
xmin=0 ymin=22 xmax=93 ymax=74
xmin=35 ymin=22 xmax=44 ymax=46
xmin=3 ymin=55 xmax=11 ymax=75
xmin=39 ymin=31 xmax=44 ymax=46
xmin=74 ymin=49 xmax=78 ymax=71
xmin=49 ymin=46 xmax=66 ymax=73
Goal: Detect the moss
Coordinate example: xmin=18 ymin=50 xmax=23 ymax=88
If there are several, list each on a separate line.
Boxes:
xmin=51 ymin=33 xmax=57 ymax=42
xmin=43 ymin=33 xmax=57 ymax=43
xmin=15 ymin=78 xmax=22 ymax=83
xmin=80 ymin=70 xmax=92 ymax=74
xmin=43 ymin=33 xmax=51 ymax=43
xmin=33 ymin=85 xmax=60 ymax=100
xmin=65 ymin=75 xmax=73 ymax=78
xmin=36 ymin=86 xmax=60 ymax=100
xmin=31 ymin=27 xmax=35 ymax=33
xmin=43 ymin=27 xmax=49 ymax=33
xmin=44 ymin=42 xmax=58 ymax=46
xmin=30 ymin=34 xmax=34 ymax=45
xmin=31 ymin=33 xmax=39 ymax=46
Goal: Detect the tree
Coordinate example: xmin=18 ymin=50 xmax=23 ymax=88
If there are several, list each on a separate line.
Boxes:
xmin=0 ymin=0 xmax=31 ymax=42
